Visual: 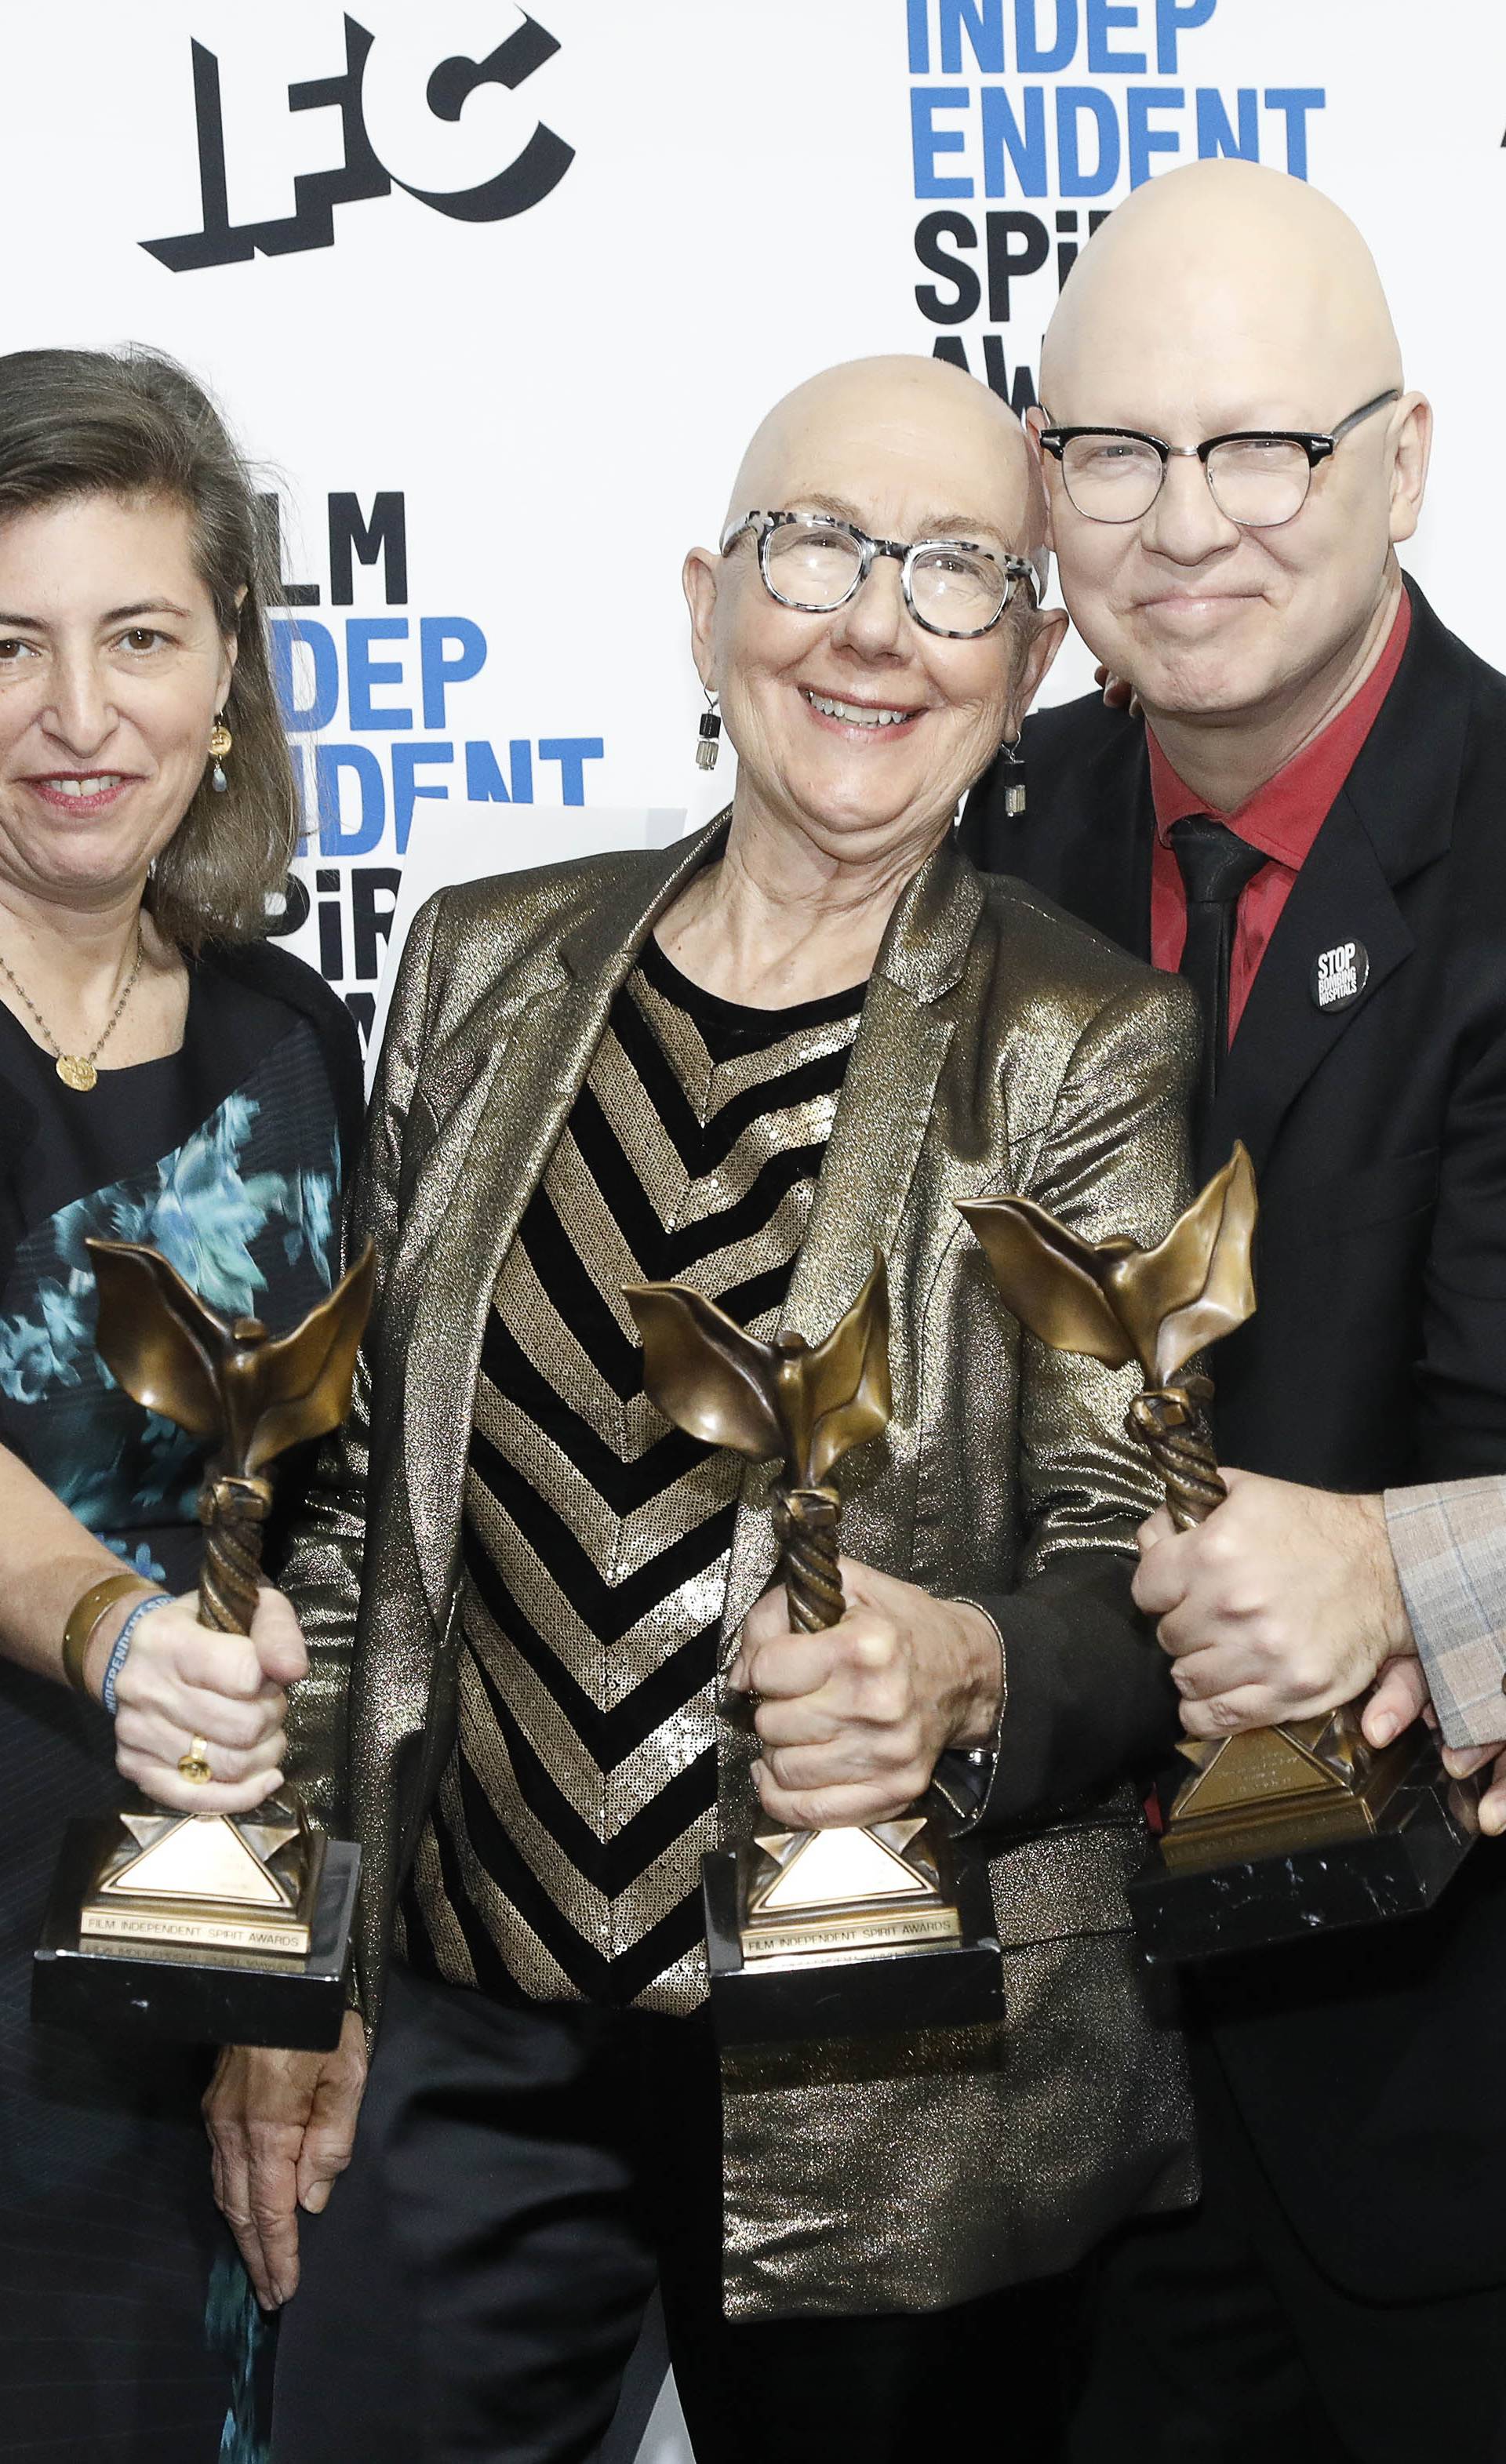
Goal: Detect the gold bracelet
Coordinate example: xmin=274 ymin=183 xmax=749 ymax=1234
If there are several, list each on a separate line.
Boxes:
xmin=62 ymin=1572 xmax=151 ymax=1698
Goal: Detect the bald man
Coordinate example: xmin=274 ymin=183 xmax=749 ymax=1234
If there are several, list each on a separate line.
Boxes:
xmin=964 ymin=161 xmax=1506 ymax=2462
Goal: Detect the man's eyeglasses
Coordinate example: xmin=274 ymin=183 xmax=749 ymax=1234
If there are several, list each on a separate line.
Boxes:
xmin=1039 ymin=389 xmax=1402 ymax=529
xmin=719 ymin=509 xmax=1039 ymax=639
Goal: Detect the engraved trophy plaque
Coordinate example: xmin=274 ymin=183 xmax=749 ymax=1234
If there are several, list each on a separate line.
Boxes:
xmin=32 ymin=1241 xmax=373 ymax=2048
xmin=626 ymin=1256 xmax=1003 ymax=2044
xmin=961 ymin=1147 xmax=1477 ymax=1964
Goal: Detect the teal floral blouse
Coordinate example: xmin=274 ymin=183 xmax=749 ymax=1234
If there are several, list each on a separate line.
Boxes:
xmin=0 ymin=943 xmax=362 ymax=2464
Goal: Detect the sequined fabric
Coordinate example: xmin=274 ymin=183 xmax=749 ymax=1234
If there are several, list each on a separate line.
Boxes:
xmin=721 ymin=1827 xmax=1188 ymax=2317
xmin=282 ymin=816 xmax=1202 ymax=2318
xmin=399 ymin=940 xmax=862 ymax=2014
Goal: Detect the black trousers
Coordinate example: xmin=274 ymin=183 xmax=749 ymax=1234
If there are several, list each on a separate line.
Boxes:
xmin=1068 ymin=2044 xmax=1506 ymax=2464
xmin=271 ymin=1964 xmax=1071 ymax=2464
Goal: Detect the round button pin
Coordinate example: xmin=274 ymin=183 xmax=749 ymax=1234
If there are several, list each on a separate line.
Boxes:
xmin=1311 ymin=939 xmax=1370 ymax=1013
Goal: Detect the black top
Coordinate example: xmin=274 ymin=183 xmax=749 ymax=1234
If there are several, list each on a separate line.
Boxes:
xmin=638 ymin=930 xmax=868 ymax=1059
xmin=0 ymin=939 xmax=362 ymax=1589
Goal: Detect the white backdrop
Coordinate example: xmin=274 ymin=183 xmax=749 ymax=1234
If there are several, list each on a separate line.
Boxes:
xmin=6 ymin=0 xmax=1504 ymax=1048
xmin=9 ymin=5 xmax=1506 ymax=2450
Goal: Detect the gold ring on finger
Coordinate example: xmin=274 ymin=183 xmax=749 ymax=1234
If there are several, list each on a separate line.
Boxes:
xmin=178 ymin=1735 xmax=214 ymax=1784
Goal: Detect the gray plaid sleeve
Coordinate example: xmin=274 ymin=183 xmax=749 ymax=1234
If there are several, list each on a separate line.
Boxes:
xmin=1384 ymin=1477 xmax=1506 ymax=1749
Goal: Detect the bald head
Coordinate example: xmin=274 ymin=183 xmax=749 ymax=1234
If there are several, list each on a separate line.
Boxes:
xmin=726 ymin=354 xmax=1046 ymax=580
xmin=1034 ymin=159 xmax=1429 ymax=793
xmin=684 ymin=352 xmax=1070 ymax=878
xmin=1044 ymin=160 xmax=1401 ymax=426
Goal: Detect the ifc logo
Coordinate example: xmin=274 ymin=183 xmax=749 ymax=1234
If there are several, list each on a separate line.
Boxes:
xmin=143 ymin=8 xmax=573 ymax=271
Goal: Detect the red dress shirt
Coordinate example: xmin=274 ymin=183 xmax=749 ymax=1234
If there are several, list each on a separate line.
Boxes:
xmin=1148 ymin=593 xmax=1411 ymax=1041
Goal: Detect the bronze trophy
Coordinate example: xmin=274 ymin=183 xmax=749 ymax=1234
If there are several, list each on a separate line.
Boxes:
xmin=625 ymin=1256 xmax=1003 ymax=2044
xmin=961 ymin=1147 xmax=1478 ymax=1964
xmin=32 ymin=1239 xmax=373 ymax=2049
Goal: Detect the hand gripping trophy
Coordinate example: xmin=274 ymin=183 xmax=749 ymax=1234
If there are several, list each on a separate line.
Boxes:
xmin=960 ymin=1146 xmax=1477 ymax=1961
xmin=626 ymin=1256 xmax=1002 ymax=2044
xmin=32 ymin=1238 xmax=373 ymax=2050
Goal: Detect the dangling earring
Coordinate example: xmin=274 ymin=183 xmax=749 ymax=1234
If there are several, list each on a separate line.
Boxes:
xmin=697 ymin=687 xmax=722 ymax=772
xmin=209 ymin=712 xmax=233 ymax=794
xmin=1001 ymin=729 xmax=1026 ymax=820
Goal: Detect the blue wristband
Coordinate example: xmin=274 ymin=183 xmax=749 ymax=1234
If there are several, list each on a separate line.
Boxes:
xmin=101 ymin=1592 xmax=174 ymax=1716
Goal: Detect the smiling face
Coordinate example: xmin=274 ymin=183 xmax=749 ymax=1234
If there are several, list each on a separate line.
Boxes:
xmin=686 ymin=358 xmax=1064 ymax=874
xmin=0 ymin=490 xmax=235 ymax=917
xmin=1038 ymin=162 xmax=1428 ymax=738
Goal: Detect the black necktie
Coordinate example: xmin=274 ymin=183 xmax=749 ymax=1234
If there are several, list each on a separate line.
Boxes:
xmin=1170 ymin=816 xmax=1267 ymax=1139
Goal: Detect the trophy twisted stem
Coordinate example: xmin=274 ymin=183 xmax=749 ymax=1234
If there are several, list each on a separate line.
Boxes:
xmin=1126 ymin=1380 xmax=1224 ymax=1532
xmin=771 ymin=1484 xmax=844 ymax=1632
xmin=196 ymin=1474 xmax=273 ymax=1635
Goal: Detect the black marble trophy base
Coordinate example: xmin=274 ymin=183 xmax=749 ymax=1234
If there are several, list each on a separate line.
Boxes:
xmin=1129 ymin=1759 xmax=1479 ymax=1964
xmin=702 ymin=1847 xmax=1005 ymax=2046
xmin=32 ymin=1823 xmax=360 ymax=2048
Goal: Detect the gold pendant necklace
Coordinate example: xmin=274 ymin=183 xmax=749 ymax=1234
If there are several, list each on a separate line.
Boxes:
xmin=0 ymin=927 xmax=145 ymax=1092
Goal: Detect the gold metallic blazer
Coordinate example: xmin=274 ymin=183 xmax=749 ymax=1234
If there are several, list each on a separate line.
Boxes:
xmin=281 ymin=815 xmax=1202 ymax=2318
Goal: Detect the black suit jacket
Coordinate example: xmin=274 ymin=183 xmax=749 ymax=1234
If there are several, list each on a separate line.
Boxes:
xmin=962 ymin=577 xmax=1506 ymax=2301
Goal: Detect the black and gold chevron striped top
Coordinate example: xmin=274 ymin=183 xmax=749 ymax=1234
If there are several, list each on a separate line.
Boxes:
xmin=398 ymin=932 xmax=865 ymax=2016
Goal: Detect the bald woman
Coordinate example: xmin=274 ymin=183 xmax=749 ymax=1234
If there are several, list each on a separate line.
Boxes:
xmin=214 ymin=354 xmax=1203 ymax=2463
xmin=966 ymin=159 xmax=1506 ymax=2463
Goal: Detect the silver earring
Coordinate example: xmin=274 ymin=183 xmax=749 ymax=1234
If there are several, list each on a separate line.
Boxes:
xmin=209 ymin=712 xmax=232 ymax=794
xmin=1001 ymin=730 xmax=1026 ymax=820
xmin=697 ymin=687 xmax=722 ymax=772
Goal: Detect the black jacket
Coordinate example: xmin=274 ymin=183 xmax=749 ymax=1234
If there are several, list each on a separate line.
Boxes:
xmin=962 ymin=577 xmax=1506 ymax=2301
xmin=210 ymin=936 xmax=366 ymax=1175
